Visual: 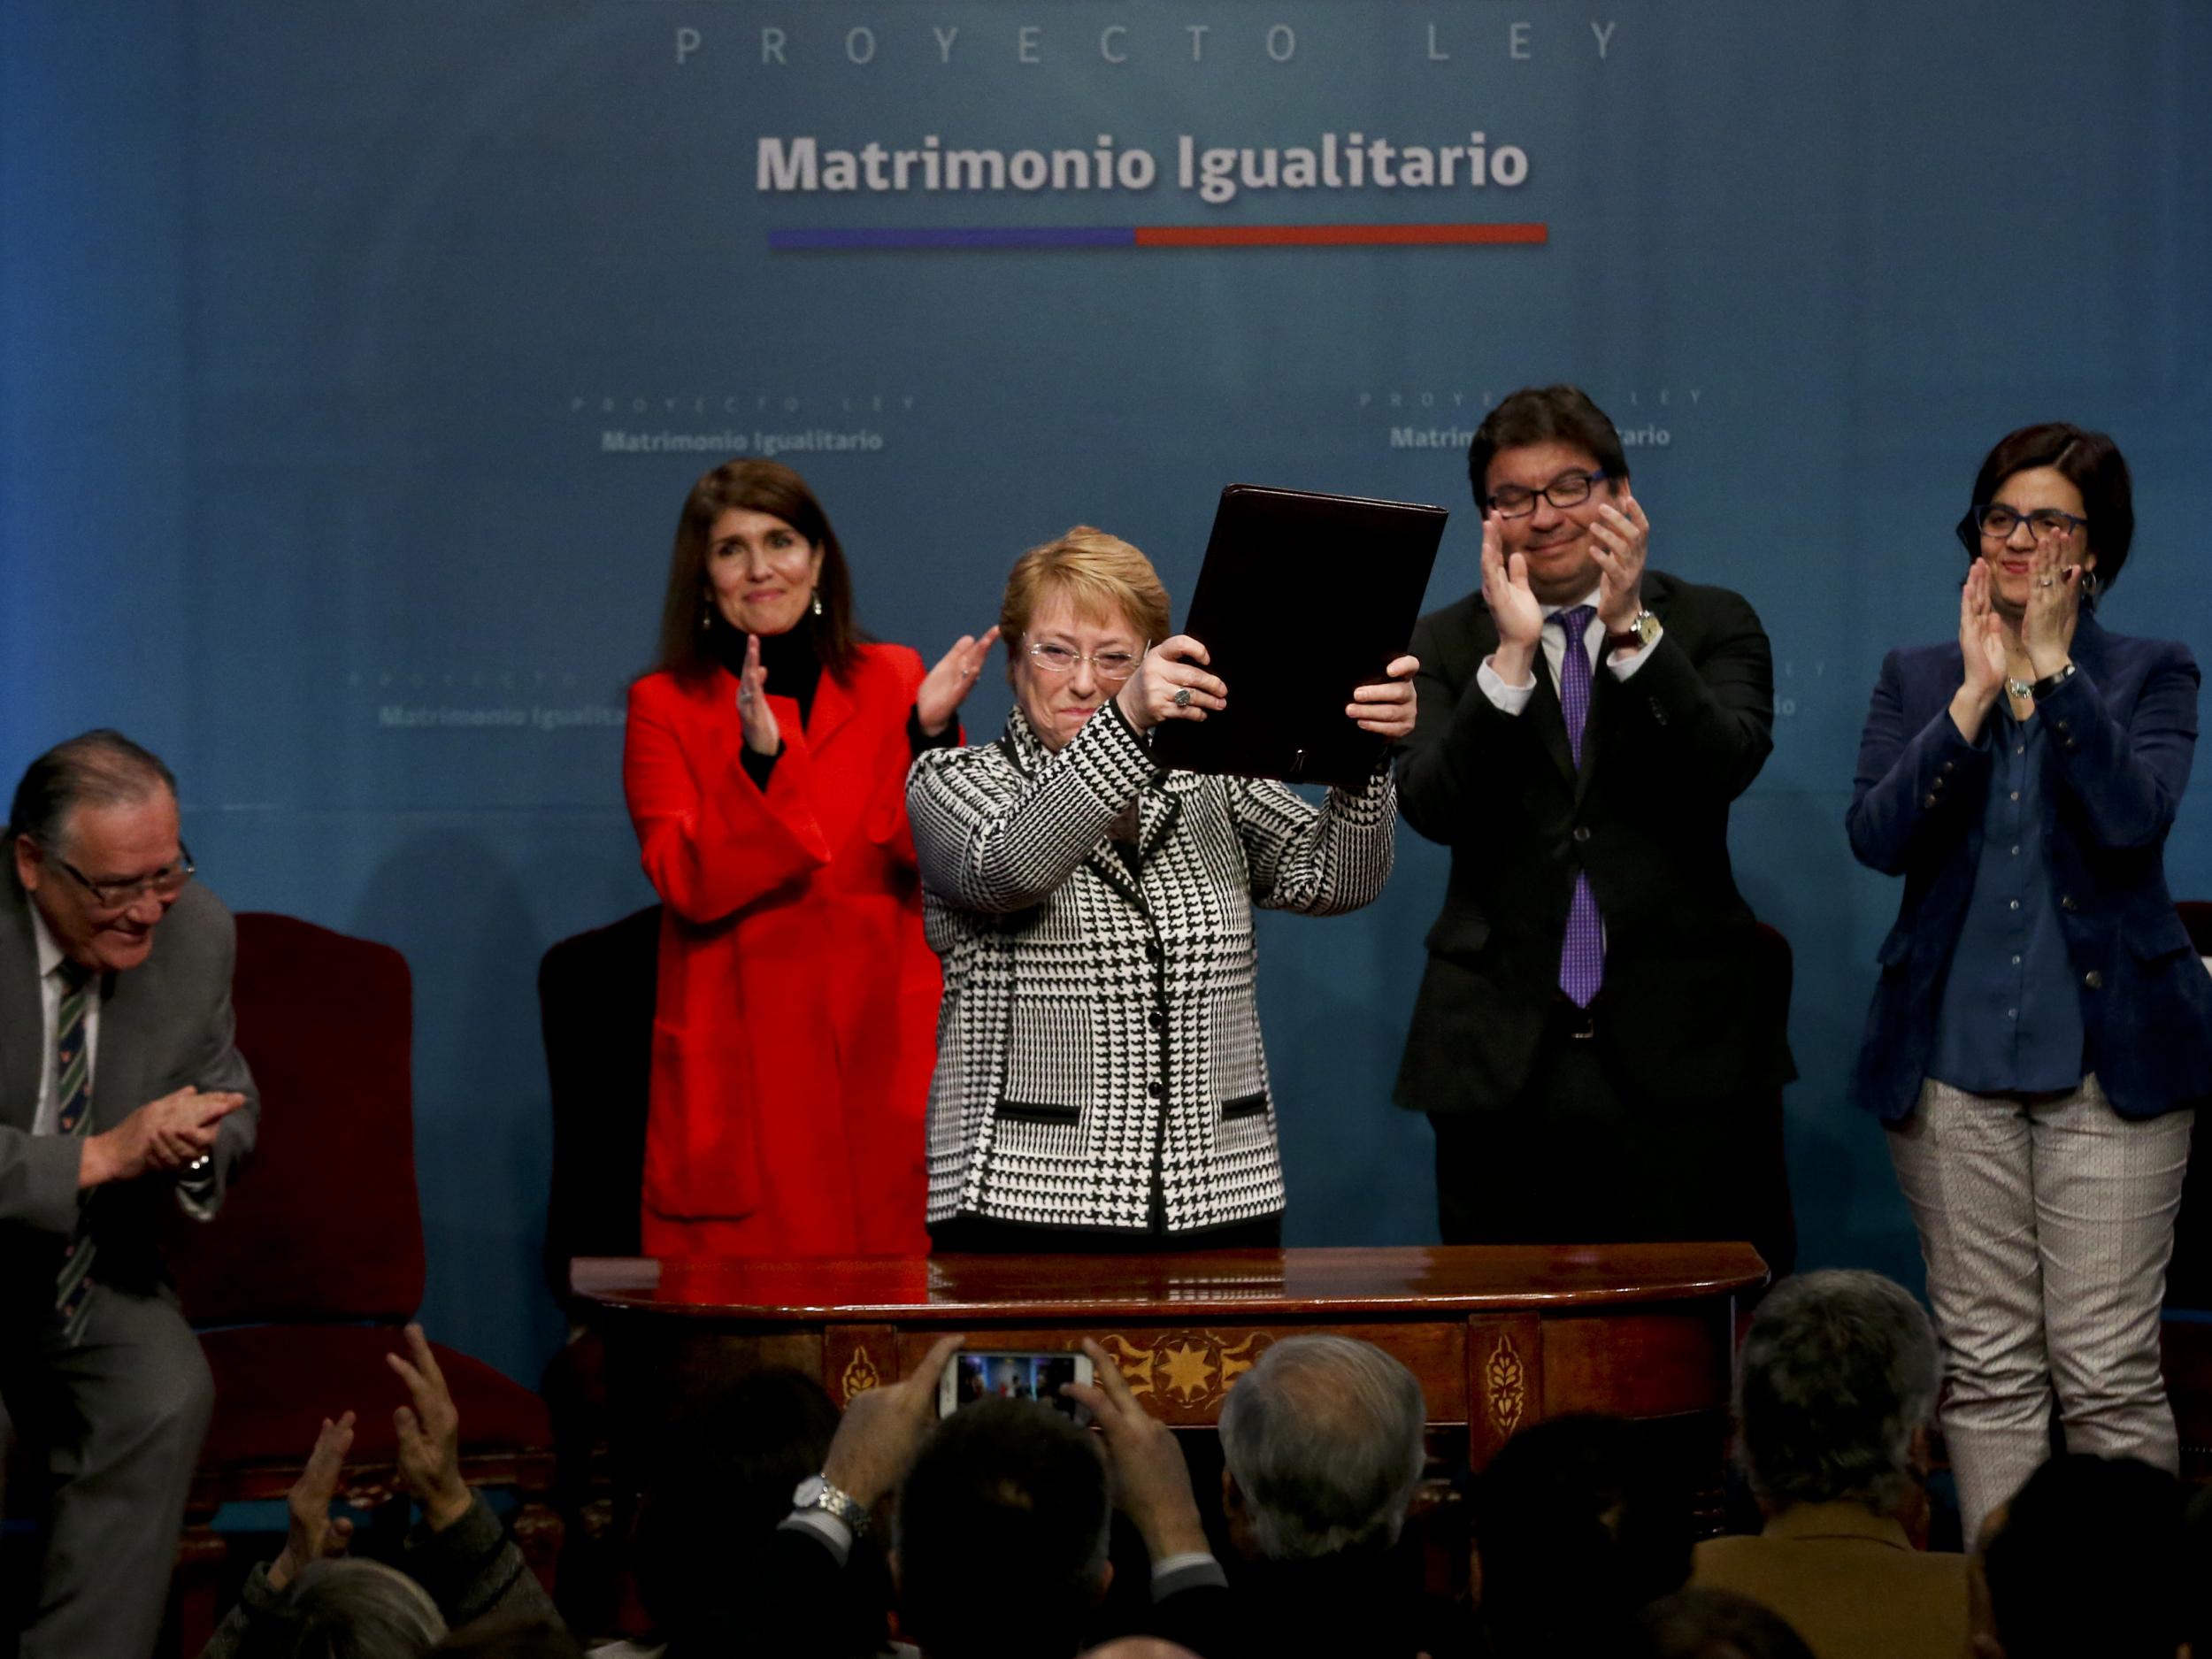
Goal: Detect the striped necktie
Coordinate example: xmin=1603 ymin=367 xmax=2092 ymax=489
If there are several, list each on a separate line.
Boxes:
xmin=1552 ymin=607 xmax=1605 ymax=1008
xmin=52 ymin=959 xmax=99 ymax=1344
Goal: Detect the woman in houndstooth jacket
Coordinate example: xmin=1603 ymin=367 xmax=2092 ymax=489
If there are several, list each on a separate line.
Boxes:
xmin=909 ymin=526 xmax=1418 ymax=1251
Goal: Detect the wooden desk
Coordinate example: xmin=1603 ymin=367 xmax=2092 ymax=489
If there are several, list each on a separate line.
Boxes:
xmin=572 ymin=1243 xmax=1764 ymax=1474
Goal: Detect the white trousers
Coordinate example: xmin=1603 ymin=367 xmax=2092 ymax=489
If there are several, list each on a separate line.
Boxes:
xmin=1886 ymin=1073 xmax=2192 ymax=1545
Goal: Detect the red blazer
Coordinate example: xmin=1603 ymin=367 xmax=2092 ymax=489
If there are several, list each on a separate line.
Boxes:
xmin=623 ymin=643 xmax=941 ymax=1256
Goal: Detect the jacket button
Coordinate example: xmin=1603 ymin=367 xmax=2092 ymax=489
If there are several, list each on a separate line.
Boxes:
xmin=2055 ymin=720 xmax=2070 ymax=733
xmin=1941 ymin=760 xmax=1956 ymax=774
xmin=1923 ymin=794 xmax=1939 ymax=809
xmin=2060 ymin=895 xmax=2078 ymax=911
xmin=2084 ymin=970 xmax=2104 ymax=990
xmin=1144 ymin=941 xmax=1163 ymax=962
xmin=1148 ymin=1080 xmax=1164 ymax=1098
xmin=1572 ymin=826 xmax=1592 ymax=844
xmin=1148 ymin=1010 xmax=1163 ymax=1031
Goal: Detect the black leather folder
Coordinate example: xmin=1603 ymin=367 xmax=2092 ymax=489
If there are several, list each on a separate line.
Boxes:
xmin=1149 ymin=484 xmax=1447 ymax=790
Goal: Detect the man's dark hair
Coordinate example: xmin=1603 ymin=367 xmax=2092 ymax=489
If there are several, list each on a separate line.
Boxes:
xmin=634 ymin=1368 xmax=844 ymax=1646
xmin=1472 ymin=1414 xmax=1693 ymax=1658
xmin=1624 ymin=1587 xmax=1816 ymax=1659
xmin=1982 ymin=1453 xmax=2184 ymax=1659
xmin=895 ymin=1400 xmax=1111 ymax=1659
xmin=8 ymin=728 xmax=177 ymax=852
xmin=1952 ymin=421 xmax=2134 ymax=588
xmin=1735 ymin=1270 xmax=1936 ymax=1512
xmin=1466 ymin=385 xmax=1630 ymax=513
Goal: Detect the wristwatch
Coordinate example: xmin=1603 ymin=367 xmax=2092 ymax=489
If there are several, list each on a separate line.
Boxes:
xmin=2030 ymin=663 xmax=2078 ymax=701
xmin=792 ymin=1473 xmax=871 ymax=1535
xmin=1603 ymin=611 xmax=1663 ymax=656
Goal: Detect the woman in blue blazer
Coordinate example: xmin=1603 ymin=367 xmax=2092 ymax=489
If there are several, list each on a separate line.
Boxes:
xmin=1847 ymin=422 xmax=2212 ymax=1542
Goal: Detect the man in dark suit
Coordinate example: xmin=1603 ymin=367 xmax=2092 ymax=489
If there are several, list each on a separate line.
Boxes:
xmin=1394 ymin=384 xmax=1793 ymax=1248
xmin=1 ymin=730 xmax=257 ymax=1659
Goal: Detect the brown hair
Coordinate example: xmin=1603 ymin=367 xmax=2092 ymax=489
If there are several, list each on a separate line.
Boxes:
xmin=648 ymin=459 xmax=861 ymax=681
xmin=998 ymin=527 xmax=1171 ymax=671
xmin=1467 ymin=385 xmax=1630 ymax=513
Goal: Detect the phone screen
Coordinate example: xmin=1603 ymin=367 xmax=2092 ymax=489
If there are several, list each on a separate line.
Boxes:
xmin=942 ymin=1351 xmax=1093 ymax=1423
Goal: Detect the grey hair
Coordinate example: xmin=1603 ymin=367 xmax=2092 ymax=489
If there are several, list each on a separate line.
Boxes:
xmin=1735 ymin=1270 xmax=1939 ymax=1512
xmin=280 ymin=1559 xmax=448 ymax=1659
xmin=1217 ymin=1334 xmax=1427 ymax=1559
xmin=6 ymin=728 xmax=176 ymax=854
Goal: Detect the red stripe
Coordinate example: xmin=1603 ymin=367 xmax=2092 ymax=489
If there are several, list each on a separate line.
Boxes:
xmin=1133 ymin=222 xmax=1548 ymax=248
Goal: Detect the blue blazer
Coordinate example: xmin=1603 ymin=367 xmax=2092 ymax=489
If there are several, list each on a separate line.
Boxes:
xmin=1847 ymin=613 xmax=2212 ymax=1122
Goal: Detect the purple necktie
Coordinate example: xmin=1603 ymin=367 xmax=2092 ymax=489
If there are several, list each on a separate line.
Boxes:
xmin=1553 ymin=607 xmax=1604 ymax=1007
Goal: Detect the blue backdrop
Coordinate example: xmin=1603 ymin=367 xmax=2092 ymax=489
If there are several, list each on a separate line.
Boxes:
xmin=5 ymin=1 xmax=2209 ymax=1388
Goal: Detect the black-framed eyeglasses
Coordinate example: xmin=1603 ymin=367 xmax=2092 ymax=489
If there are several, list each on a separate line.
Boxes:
xmin=1973 ymin=503 xmax=2087 ymax=541
xmin=56 ymin=843 xmax=196 ymax=910
xmin=1025 ymin=641 xmax=1148 ymax=683
xmin=1486 ymin=469 xmax=1610 ymax=519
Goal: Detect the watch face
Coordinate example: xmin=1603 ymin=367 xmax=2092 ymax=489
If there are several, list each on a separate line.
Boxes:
xmin=793 ymin=1475 xmax=826 ymax=1508
xmin=1636 ymin=612 xmax=1663 ymax=643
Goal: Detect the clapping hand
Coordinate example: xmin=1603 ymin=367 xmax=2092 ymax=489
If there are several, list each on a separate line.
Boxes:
xmin=269 ymin=1412 xmax=357 ymax=1591
xmin=917 ymin=626 xmax=1002 ymax=736
xmin=387 ymin=1323 xmax=472 ymax=1532
xmin=1480 ymin=516 xmax=1543 ymax=687
xmin=736 ymin=633 xmax=781 ymax=757
xmin=1588 ymin=486 xmax=1651 ymax=633
xmin=1347 ymin=657 xmax=1420 ymax=741
xmin=2018 ymin=534 xmax=2083 ymax=680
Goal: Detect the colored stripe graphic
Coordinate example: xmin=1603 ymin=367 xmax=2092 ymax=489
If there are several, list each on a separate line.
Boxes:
xmin=768 ymin=223 xmax=1546 ymax=251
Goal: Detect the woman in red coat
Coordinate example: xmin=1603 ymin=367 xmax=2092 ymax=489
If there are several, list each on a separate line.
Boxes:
xmin=624 ymin=460 xmax=996 ymax=1256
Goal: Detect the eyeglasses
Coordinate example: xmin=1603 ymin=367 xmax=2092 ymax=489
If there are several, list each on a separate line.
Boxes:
xmin=1974 ymin=504 xmax=2087 ymax=542
xmin=1025 ymin=641 xmax=1147 ymax=682
xmin=56 ymin=843 xmax=196 ymax=911
xmin=1486 ymin=469 xmax=1610 ymax=519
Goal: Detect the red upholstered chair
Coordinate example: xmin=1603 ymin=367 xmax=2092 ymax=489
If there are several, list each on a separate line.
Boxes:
xmin=162 ymin=912 xmax=557 ymax=1650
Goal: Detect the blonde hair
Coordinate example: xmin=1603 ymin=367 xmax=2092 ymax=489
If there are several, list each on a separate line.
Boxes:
xmin=999 ymin=527 xmax=1171 ymax=657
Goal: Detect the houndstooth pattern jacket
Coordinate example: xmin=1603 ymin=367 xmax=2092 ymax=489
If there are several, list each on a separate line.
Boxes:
xmin=907 ymin=698 xmax=1397 ymax=1234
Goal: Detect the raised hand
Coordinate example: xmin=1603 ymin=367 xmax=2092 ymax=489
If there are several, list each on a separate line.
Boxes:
xmin=1347 ymin=656 xmax=1421 ymax=741
xmin=387 ymin=1323 xmax=472 ymax=1532
xmin=1480 ymin=515 xmax=1542 ymax=686
xmin=1950 ymin=563 xmax=2008 ymax=741
xmin=736 ymin=632 xmax=782 ymax=757
xmin=1114 ymin=636 xmax=1227 ymax=733
xmin=1061 ymin=1337 xmax=1209 ymax=1561
xmin=1588 ymin=485 xmax=1651 ymax=633
xmin=2018 ymin=533 xmax=2083 ymax=680
xmin=821 ymin=1334 xmax=964 ymax=1508
xmin=917 ymin=626 xmax=1002 ymax=736
xmin=269 ymin=1411 xmax=357 ymax=1590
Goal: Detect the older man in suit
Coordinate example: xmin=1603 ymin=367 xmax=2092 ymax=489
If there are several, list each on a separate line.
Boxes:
xmin=1 ymin=729 xmax=257 ymax=1659
xmin=1394 ymin=384 xmax=1793 ymax=1248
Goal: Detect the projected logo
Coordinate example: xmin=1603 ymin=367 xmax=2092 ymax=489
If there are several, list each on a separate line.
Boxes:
xmin=568 ymin=388 xmax=919 ymax=458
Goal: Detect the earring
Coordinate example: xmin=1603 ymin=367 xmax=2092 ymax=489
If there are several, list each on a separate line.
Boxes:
xmin=810 ymin=590 xmax=824 ymax=618
xmin=2080 ymin=568 xmax=2100 ymax=603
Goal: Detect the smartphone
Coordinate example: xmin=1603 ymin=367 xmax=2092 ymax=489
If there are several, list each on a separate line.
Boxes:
xmin=938 ymin=1349 xmax=1096 ymax=1423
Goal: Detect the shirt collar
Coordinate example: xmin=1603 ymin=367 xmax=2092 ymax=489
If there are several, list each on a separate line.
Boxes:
xmin=1539 ymin=585 xmax=1603 ymax=621
xmin=1762 ymin=1501 xmax=1916 ymax=1550
xmin=29 ymin=902 xmax=66 ymax=982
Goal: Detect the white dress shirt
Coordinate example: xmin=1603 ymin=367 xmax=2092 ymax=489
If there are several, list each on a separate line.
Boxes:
xmin=1476 ymin=583 xmax=1657 ymax=713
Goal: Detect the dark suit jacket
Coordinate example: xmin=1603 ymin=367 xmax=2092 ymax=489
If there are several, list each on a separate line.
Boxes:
xmin=0 ymin=856 xmax=258 ymax=1314
xmin=1846 ymin=613 xmax=2212 ymax=1121
xmin=1394 ymin=568 xmax=1793 ymax=1113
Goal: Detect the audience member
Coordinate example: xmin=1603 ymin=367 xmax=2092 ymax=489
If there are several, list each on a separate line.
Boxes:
xmin=1471 ymin=1414 xmax=1693 ymax=1657
xmin=1627 ymin=1588 xmax=1817 ymax=1659
xmin=1693 ymin=1271 xmax=1963 ymax=1659
xmin=1973 ymin=1453 xmax=2185 ymax=1659
xmin=203 ymin=1325 xmax=561 ymax=1657
xmin=629 ymin=1368 xmax=874 ymax=1659
xmin=1199 ymin=1335 xmax=1448 ymax=1658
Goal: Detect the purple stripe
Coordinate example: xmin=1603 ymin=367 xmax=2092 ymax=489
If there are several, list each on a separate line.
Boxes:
xmin=769 ymin=226 xmax=1135 ymax=250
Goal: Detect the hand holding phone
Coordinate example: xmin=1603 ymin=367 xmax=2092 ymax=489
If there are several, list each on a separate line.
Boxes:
xmin=938 ymin=1349 xmax=1095 ymax=1425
